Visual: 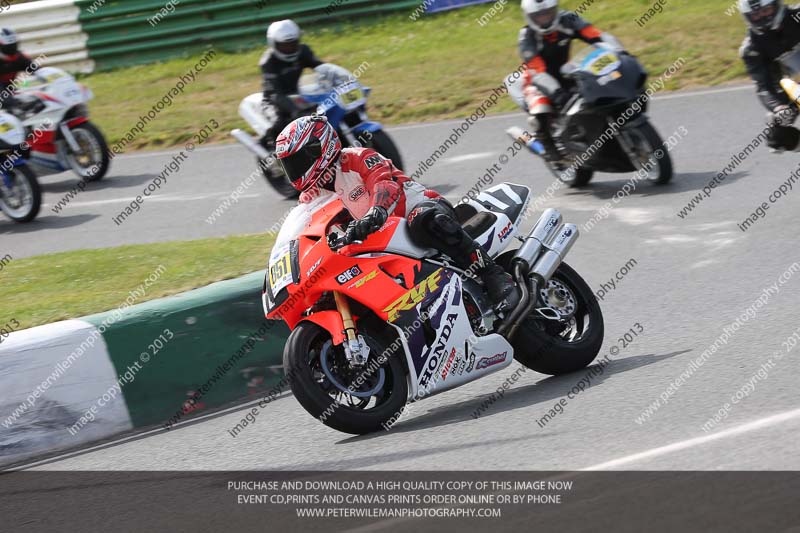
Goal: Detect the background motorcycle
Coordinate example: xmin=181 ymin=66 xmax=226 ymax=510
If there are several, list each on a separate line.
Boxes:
xmin=233 ymin=63 xmax=403 ymax=198
xmin=263 ymin=182 xmax=604 ymax=434
xmin=506 ymin=44 xmax=673 ymax=187
xmin=778 ymin=44 xmax=800 ymax=111
xmin=0 ymin=111 xmax=41 ymax=223
xmin=13 ymin=67 xmax=110 ymax=182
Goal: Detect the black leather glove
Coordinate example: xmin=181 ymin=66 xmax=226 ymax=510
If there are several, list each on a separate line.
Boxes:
xmin=344 ymin=206 xmax=388 ymax=244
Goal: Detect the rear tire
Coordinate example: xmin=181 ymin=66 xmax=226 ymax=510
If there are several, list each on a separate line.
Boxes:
xmin=0 ymin=164 xmax=41 ymax=223
xmin=571 ymin=167 xmax=595 ymax=187
xmin=509 ymin=262 xmax=604 ymax=375
xmin=284 ymin=322 xmax=408 ymax=434
xmin=259 ymin=157 xmax=298 ymax=199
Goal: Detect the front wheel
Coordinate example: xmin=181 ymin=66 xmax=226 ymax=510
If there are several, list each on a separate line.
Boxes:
xmin=0 ymin=164 xmax=41 ymax=223
xmin=284 ymin=322 xmax=408 ymax=434
xmin=510 ymin=262 xmax=604 ymax=375
xmin=363 ymin=129 xmax=404 ymax=172
xmin=626 ymin=121 xmax=673 ymax=185
xmin=63 ymin=121 xmax=110 ymax=182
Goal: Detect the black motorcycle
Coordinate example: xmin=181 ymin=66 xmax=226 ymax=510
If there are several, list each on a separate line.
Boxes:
xmin=507 ymin=44 xmax=673 ymax=187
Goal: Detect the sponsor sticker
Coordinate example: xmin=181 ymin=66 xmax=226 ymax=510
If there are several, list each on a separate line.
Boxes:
xmin=383 ymin=269 xmax=443 ymax=322
xmin=476 ymin=351 xmax=507 ymax=370
xmin=336 ymin=265 xmax=363 ymax=285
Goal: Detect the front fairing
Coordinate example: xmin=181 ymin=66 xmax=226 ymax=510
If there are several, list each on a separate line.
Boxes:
xmin=566 ymin=45 xmax=645 ymax=107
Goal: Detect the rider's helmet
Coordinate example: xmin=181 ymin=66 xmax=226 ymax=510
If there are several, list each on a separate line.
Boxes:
xmin=521 ymin=0 xmax=561 ymax=34
xmin=738 ymin=0 xmax=786 ymax=32
xmin=0 ymin=28 xmax=19 ymax=56
xmin=267 ymin=19 xmax=302 ymax=62
xmin=276 ymin=115 xmax=342 ymax=192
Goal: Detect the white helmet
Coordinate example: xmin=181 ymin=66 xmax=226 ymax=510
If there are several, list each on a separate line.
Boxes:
xmin=521 ymin=0 xmax=561 ymax=34
xmin=266 ymin=20 xmax=301 ymax=62
xmin=0 ymin=28 xmax=19 ymax=56
xmin=738 ymin=0 xmax=786 ymax=32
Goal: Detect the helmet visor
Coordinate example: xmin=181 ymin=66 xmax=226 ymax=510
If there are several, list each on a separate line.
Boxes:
xmin=276 ymin=40 xmax=300 ymax=58
xmin=528 ymin=7 xmax=558 ymax=30
xmin=1 ymin=43 xmax=17 ymax=56
xmin=745 ymin=4 xmax=778 ymax=28
xmin=279 ymin=141 xmax=322 ymax=188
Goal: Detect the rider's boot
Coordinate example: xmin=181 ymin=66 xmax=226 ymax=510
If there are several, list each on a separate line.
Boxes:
xmin=528 ymin=113 xmax=564 ymax=164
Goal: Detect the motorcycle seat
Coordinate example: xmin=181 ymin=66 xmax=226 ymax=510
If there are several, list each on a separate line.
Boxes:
xmin=454 ymin=203 xmax=498 ymax=239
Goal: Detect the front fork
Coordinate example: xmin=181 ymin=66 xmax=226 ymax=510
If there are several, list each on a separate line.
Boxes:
xmin=333 ymin=291 xmax=371 ymax=366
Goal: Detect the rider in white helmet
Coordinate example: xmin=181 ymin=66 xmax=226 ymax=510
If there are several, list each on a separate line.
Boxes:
xmin=518 ymin=0 xmax=622 ymax=163
xmin=738 ymin=0 xmax=800 ymax=152
xmin=259 ymin=20 xmax=323 ymax=150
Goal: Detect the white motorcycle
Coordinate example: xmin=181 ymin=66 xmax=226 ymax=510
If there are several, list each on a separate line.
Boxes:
xmin=233 ymin=63 xmax=403 ymax=198
xmin=13 ymin=67 xmax=110 ymax=181
xmin=0 ymin=111 xmax=41 ymax=223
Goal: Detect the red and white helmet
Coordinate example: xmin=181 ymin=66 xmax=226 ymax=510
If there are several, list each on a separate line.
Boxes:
xmin=276 ymin=115 xmax=341 ymax=192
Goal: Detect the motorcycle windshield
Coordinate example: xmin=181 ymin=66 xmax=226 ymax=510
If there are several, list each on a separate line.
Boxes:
xmin=272 ymin=190 xmax=338 ymax=255
xmin=566 ymin=45 xmax=622 ymax=78
xmin=299 ymin=63 xmax=366 ymax=111
xmin=779 ymin=45 xmax=800 ymax=76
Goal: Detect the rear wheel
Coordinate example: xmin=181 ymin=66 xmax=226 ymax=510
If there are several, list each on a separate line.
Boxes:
xmin=284 ymin=322 xmax=408 ymax=434
xmin=0 ymin=164 xmax=41 ymax=223
xmin=544 ymin=157 xmax=594 ymax=188
xmin=498 ymin=256 xmax=604 ymax=375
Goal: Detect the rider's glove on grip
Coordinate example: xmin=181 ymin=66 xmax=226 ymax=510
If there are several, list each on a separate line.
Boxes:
xmin=344 ymin=206 xmax=388 ymax=244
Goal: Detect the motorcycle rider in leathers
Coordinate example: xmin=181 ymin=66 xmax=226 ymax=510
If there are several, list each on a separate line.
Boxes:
xmin=0 ymin=28 xmax=37 ymax=110
xmin=275 ymin=115 xmax=519 ymax=310
xmin=738 ymin=0 xmax=800 ymax=151
xmin=259 ymin=19 xmax=323 ymax=151
xmin=518 ymin=0 xmax=623 ymax=163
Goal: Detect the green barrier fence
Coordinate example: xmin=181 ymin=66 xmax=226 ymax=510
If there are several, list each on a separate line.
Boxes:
xmin=83 ymin=271 xmax=290 ymax=428
xmin=75 ymin=0 xmax=423 ymax=70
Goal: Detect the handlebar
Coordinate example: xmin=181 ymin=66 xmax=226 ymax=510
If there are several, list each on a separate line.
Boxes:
xmin=327 ymin=232 xmax=362 ymax=251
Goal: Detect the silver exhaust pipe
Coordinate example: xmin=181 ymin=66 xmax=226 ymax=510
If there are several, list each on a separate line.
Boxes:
xmin=513 ymin=208 xmax=562 ymax=270
xmin=231 ymin=129 xmax=271 ymax=160
xmin=530 ymin=224 xmax=579 ymax=281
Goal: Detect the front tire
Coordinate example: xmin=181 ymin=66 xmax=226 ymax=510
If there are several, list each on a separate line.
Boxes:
xmin=284 ymin=322 xmax=408 ymax=434
xmin=510 ymin=262 xmax=604 ymax=375
xmin=0 ymin=164 xmax=41 ymax=223
xmin=629 ymin=121 xmax=673 ymax=185
xmin=64 ymin=121 xmax=110 ymax=182
xmin=364 ymin=129 xmax=404 ymax=171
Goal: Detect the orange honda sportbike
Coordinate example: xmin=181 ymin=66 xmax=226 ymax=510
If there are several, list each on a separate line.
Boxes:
xmin=263 ymin=183 xmax=603 ymax=434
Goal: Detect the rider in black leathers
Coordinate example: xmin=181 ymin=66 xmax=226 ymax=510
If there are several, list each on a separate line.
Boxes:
xmin=259 ymin=19 xmax=323 ymax=150
xmin=739 ymin=0 xmax=800 ymax=150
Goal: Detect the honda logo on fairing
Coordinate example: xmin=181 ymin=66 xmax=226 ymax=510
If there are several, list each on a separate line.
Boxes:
xmin=420 ymin=314 xmax=458 ymax=387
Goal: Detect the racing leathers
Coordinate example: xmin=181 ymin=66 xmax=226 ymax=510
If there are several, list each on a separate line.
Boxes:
xmin=519 ymin=11 xmax=609 ymax=161
xmin=0 ymin=51 xmax=34 ymax=108
xmin=303 ymin=147 xmax=518 ymax=309
xmin=740 ymin=4 xmax=800 ymax=151
xmin=259 ymin=44 xmax=323 ymax=149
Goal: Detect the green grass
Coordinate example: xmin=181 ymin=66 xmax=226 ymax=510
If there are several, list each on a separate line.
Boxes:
xmin=81 ymin=0 xmax=749 ymax=151
xmin=3 ymin=233 xmax=274 ymax=329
